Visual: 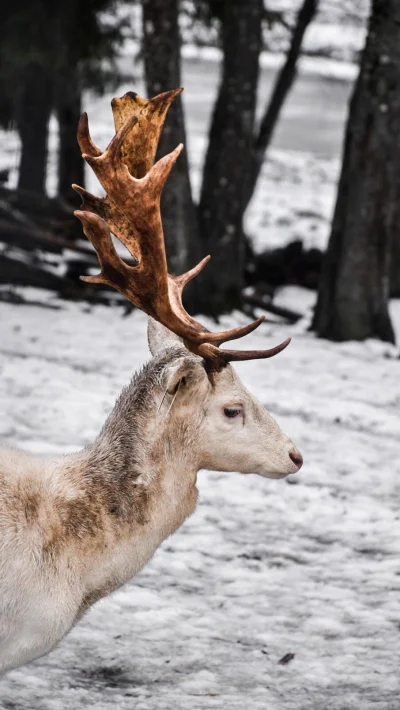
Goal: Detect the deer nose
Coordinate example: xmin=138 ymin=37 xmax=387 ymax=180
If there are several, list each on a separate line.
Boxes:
xmin=289 ymin=447 xmax=303 ymax=470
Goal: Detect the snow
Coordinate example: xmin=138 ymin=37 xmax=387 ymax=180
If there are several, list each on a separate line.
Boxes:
xmin=181 ymin=45 xmax=360 ymax=83
xmin=181 ymin=0 xmax=369 ymax=67
xmin=0 ymin=289 xmax=400 ymax=708
xmin=260 ymin=0 xmax=369 ymax=65
xmin=245 ymin=149 xmax=339 ymax=253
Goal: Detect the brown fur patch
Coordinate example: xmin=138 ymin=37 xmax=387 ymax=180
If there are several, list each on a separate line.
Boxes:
xmin=56 ymin=498 xmax=103 ymax=540
xmin=23 ymin=492 xmax=40 ymax=524
xmin=77 ymin=586 xmax=110 ymax=618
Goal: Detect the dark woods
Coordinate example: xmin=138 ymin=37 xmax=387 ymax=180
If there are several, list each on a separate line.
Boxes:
xmin=0 ymin=0 xmax=399 ymax=344
xmin=0 ymin=0 xmax=123 ymax=196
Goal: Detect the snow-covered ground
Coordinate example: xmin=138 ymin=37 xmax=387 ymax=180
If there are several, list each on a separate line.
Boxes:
xmin=180 ymin=0 xmax=370 ymax=65
xmin=0 ymin=288 xmax=399 ymax=709
xmin=260 ymin=0 xmax=369 ymax=64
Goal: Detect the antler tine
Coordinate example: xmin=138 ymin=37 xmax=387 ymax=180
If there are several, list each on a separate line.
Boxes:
xmin=77 ymin=113 xmax=102 ymax=158
xmin=75 ymin=88 xmax=292 ymax=368
xmin=72 ymin=184 xmax=141 ymax=263
xmin=75 ymin=211 xmax=130 ymax=287
xmin=174 ymin=255 xmax=211 ymax=289
xmin=198 ymin=338 xmax=292 ymax=366
xmin=72 ymin=184 xmax=107 ymax=216
xmin=111 ymin=88 xmax=183 ymax=177
xmin=82 ymin=116 xmax=183 ymax=210
xmin=197 ymin=316 xmax=266 ymax=346
xmin=82 ymin=114 xmax=139 ymax=176
xmin=144 ymin=144 xmax=184 ymax=197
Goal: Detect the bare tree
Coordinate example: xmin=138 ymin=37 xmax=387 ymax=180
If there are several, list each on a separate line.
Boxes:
xmin=197 ymin=0 xmax=318 ymax=314
xmin=1 ymin=1 xmax=123 ymax=199
xmin=56 ymin=65 xmax=84 ymax=201
xmin=55 ymin=0 xmax=125 ymax=204
xmin=244 ymin=0 xmax=318 ymax=209
xmin=142 ymin=0 xmax=203 ymax=311
xmin=17 ymin=64 xmax=52 ymax=194
xmin=312 ymin=0 xmax=399 ymax=343
xmin=198 ymin=0 xmax=264 ymax=314
xmin=389 ymin=206 xmax=400 ymax=297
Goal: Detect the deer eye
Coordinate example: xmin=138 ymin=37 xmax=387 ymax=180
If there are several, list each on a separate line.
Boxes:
xmin=223 ymin=405 xmax=243 ymax=419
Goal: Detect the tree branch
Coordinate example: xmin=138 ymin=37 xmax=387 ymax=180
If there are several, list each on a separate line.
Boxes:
xmin=244 ymin=0 xmax=319 ymax=209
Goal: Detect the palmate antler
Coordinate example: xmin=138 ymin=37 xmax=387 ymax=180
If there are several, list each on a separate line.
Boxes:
xmin=73 ymin=88 xmax=290 ymax=367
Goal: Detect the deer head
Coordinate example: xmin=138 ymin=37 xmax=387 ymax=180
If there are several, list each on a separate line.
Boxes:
xmin=73 ymin=88 xmax=302 ymax=479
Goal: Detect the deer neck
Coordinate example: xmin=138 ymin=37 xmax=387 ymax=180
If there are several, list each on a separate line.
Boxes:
xmin=82 ymin=401 xmax=199 ymax=535
xmin=64 ymin=355 xmax=199 ymax=606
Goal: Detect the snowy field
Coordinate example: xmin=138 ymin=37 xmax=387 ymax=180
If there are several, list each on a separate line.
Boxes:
xmin=0 ymin=289 xmax=400 ymax=709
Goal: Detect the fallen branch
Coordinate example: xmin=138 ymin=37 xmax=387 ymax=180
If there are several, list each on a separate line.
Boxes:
xmin=243 ymin=292 xmax=303 ymax=323
xmin=0 ymin=288 xmax=61 ymax=310
xmin=0 ymin=218 xmax=97 ymax=257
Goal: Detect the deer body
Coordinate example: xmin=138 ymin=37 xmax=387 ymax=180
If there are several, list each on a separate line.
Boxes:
xmin=0 ymin=349 xmax=199 ymax=673
xmin=0 ymin=88 xmax=303 ymax=673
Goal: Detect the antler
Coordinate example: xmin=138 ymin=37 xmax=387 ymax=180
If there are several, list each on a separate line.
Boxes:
xmin=73 ymin=89 xmax=290 ymax=367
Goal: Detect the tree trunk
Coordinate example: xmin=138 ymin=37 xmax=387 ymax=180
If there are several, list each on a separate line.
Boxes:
xmin=389 ymin=207 xmax=400 ymax=296
xmin=56 ymin=66 xmax=84 ymax=204
xmin=198 ymin=0 xmax=263 ymax=315
xmin=142 ymin=0 xmax=203 ymax=310
xmin=17 ymin=64 xmax=52 ymax=195
xmin=244 ymin=0 xmax=318 ymax=210
xmin=312 ymin=0 xmax=399 ymax=343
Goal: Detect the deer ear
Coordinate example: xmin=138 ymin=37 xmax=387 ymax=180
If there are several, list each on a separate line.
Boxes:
xmin=148 ymin=317 xmax=184 ymax=356
xmin=165 ymin=357 xmax=207 ymax=395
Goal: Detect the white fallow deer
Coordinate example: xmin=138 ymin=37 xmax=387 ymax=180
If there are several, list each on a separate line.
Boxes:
xmin=0 ymin=88 xmax=302 ymax=674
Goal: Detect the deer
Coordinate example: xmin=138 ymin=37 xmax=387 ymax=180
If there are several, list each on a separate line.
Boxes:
xmin=0 ymin=88 xmax=303 ymax=675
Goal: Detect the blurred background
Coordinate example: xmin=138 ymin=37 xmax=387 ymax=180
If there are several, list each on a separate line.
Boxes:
xmin=1 ymin=0 xmax=398 ymax=344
